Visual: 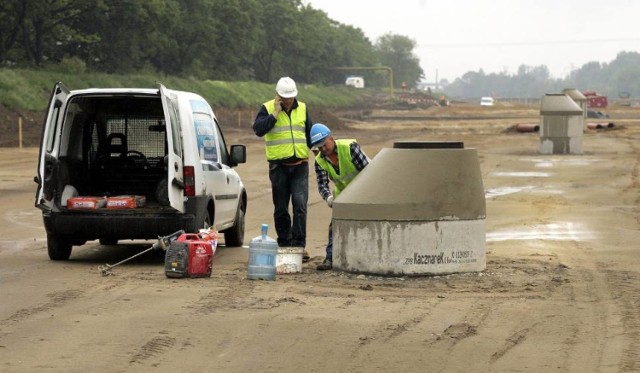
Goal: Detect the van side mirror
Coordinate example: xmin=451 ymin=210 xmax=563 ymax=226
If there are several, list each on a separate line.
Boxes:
xmin=229 ymin=145 xmax=246 ymax=167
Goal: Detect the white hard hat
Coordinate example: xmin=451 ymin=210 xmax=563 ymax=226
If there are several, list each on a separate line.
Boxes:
xmin=276 ymin=76 xmax=298 ymax=98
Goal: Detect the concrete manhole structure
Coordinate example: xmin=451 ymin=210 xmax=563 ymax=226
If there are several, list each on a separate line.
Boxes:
xmin=539 ymin=93 xmax=584 ymax=154
xmin=332 ymin=141 xmax=486 ymax=276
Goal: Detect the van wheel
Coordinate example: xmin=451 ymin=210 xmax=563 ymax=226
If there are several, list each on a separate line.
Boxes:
xmin=202 ymin=213 xmax=212 ymax=230
xmin=224 ymin=204 xmax=245 ymax=247
xmin=47 ymin=233 xmax=72 ymax=260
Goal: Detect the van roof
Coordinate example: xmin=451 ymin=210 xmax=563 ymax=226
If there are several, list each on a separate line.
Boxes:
xmin=69 ymin=88 xmax=159 ymax=95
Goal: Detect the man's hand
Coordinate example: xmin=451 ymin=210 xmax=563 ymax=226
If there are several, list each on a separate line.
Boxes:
xmin=326 ymin=195 xmax=334 ymax=208
xmin=272 ymin=95 xmax=282 ymax=118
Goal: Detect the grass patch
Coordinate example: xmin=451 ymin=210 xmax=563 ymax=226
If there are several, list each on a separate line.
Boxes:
xmin=0 ymin=68 xmax=374 ymax=111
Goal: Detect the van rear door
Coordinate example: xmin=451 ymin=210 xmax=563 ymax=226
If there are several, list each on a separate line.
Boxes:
xmin=35 ymin=82 xmax=69 ymax=211
xmin=159 ymin=84 xmax=185 ymax=212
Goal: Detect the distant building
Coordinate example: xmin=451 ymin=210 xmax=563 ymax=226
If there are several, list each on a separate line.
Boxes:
xmin=582 ymin=91 xmax=608 ymax=108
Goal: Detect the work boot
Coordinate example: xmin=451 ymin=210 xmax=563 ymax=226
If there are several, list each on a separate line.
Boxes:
xmin=302 ymin=250 xmax=310 ymax=263
xmin=316 ymin=259 xmax=332 ymax=271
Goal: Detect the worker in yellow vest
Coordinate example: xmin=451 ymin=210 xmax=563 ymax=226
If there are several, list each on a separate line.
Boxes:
xmin=311 ymin=123 xmax=370 ymax=270
xmin=253 ymin=77 xmax=313 ymax=261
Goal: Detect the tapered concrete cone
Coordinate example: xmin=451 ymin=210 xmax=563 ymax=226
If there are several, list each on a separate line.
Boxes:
xmin=332 ymin=142 xmax=486 ymax=276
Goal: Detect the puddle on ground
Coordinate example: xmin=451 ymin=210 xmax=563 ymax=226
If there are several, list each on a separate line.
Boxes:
xmin=486 ymin=186 xmax=533 ymax=198
xmin=519 ymin=158 xmax=597 ymax=167
xmin=491 ymin=172 xmax=551 ymax=177
xmin=487 ymin=222 xmax=595 ymax=242
xmin=485 ymin=186 xmax=564 ymax=199
xmin=533 ymin=161 xmax=553 ymax=168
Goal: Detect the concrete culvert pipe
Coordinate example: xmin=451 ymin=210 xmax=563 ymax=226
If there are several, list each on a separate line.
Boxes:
xmin=516 ymin=123 xmax=540 ymax=133
xmin=587 ymin=122 xmax=615 ymax=130
xmin=332 ymin=141 xmax=486 ymax=276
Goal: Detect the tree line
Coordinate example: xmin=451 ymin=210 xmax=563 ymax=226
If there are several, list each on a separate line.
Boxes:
xmin=2 ymin=0 xmax=637 ymax=99
xmin=0 ymin=0 xmax=423 ymax=88
xmin=443 ymin=51 xmax=640 ymax=99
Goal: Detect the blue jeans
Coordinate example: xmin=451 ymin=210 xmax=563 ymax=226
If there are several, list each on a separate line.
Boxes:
xmin=325 ymin=221 xmax=333 ymax=262
xmin=269 ymin=162 xmax=308 ymax=247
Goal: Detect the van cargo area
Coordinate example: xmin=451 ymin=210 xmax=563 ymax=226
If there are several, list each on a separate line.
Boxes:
xmin=40 ymin=93 xmax=195 ymax=245
xmin=37 ymin=83 xmax=247 ymax=261
xmin=54 ymin=95 xmax=170 ymax=209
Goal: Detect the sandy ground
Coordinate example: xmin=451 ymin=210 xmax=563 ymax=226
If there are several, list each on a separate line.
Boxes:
xmin=0 ymin=103 xmax=639 ymax=372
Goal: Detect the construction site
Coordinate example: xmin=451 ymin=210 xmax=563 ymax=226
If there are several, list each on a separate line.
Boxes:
xmin=0 ymin=101 xmax=639 ymax=372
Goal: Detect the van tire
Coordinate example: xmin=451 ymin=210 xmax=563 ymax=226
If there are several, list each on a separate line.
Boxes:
xmin=202 ymin=211 xmax=212 ymax=230
xmin=47 ymin=233 xmax=72 ymax=260
xmin=224 ymin=203 xmax=245 ymax=247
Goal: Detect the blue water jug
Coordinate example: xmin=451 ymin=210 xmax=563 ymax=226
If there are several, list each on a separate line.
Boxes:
xmin=247 ymin=224 xmax=277 ymax=280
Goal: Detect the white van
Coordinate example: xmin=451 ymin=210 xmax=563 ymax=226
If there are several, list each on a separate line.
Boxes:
xmin=35 ymin=82 xmax=247 ymax=260
xmin=345 ymin=76 xmax=365 ymax=88
xmin=480 ymin=97 xmax=495 ymax=106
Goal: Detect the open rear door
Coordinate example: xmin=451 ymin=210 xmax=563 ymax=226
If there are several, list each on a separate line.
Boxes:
xmin=159 ymin=84 xmax=185 ymax=212
xmin=35 ymin=82 xmax=69 ymax=211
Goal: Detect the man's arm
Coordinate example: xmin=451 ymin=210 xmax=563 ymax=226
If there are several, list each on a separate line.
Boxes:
xmin=315 ymin=161 xmax=332 ymax=200
xmin=305 ymin=111 xmax=313 ymax=148
xmin=350 ymin=142 xmax=369 ymax=171
xmin=252 ymin=105 xmax=276 ymax=137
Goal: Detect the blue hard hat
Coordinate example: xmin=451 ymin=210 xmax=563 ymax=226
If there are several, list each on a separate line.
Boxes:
xmin=310 ymin=123 xmax=331 ymax=147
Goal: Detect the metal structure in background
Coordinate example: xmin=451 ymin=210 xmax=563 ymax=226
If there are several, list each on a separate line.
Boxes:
xmin=331 ymin=66 xmax=394 ymax=97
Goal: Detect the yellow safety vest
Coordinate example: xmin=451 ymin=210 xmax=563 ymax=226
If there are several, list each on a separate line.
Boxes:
xmin=263 ymin=100 xmax=309 ymax=161
xmin=315 ymin=139 xmax=360 ymax=197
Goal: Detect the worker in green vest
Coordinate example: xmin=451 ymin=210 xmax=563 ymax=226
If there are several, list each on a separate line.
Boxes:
xmin=310 ymin=123 xmax=370 ymax=270
xmin=253 ymin=77 xmax=313 ymax=261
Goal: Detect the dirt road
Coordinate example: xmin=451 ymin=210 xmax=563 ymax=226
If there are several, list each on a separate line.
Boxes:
xmin=1 ymin=104 xmax=639 ymax=372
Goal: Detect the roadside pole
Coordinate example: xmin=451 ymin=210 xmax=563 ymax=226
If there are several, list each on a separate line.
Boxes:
xmin=18 ymin=116 xmax=23 ymax=149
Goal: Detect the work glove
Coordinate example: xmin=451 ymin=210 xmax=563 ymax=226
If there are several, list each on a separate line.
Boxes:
xmin=326 ymin=195 xmax=334 ymax=208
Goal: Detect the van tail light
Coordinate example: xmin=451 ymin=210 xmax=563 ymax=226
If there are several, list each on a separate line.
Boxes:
xmin=184 ymin=166 xmax=195 ymax=196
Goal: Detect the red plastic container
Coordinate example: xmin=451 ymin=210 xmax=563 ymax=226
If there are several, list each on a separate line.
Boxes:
xmin=165 ymin=233 xmax=214 ymax=278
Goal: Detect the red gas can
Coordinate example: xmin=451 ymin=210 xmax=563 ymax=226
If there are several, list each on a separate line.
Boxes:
xmin=164 ymin=233 xmax=214 ymax=278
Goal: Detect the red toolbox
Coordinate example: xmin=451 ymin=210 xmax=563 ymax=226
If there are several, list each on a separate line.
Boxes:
xmin=164 ymin=233 xmax=214 ymax=278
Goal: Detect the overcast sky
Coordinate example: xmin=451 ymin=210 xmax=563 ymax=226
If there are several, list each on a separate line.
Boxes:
xmin=305 ymin=0 xmax=640 ymax=83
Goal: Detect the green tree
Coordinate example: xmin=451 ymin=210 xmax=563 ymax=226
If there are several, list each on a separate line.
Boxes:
xmin=607 ymin=51 xmax=640 ymax=96
xmin=204 ymin=0 xmax=259 ymax=80
xmin=170 ymin=0 xmax=260 ymax=80
xmin=322 ymin=23 xmax=379 ymax=85
xmin=0 ymin=0 xmax=25 ymax=63
xmin=251 ymin=0 xmax=303 ymax=82
xmin=374 ymin=33 xmax=424 ymax=88
xmin=70 ymin=0 xmax=170 ymax=73
xmin=287 ymin=6 xmax=378 ymax=84
xmin=16 ymin=0 xmax=99 ymax=66
xmin=0 ymin=0 xmax=420 ymax=89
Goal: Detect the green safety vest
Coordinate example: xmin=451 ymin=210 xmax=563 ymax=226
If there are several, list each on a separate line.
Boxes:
xmin=315 ymin=139 xmax=360 ymax=197
xmin=263 ymin=99 xmax=309 ymax=161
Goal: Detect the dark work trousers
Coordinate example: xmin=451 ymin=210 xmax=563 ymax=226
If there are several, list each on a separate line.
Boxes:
xmin=326 ymin=221 xmax=333 ymax=261
xmin=269 ymin=162 xmax=308 ymax=247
